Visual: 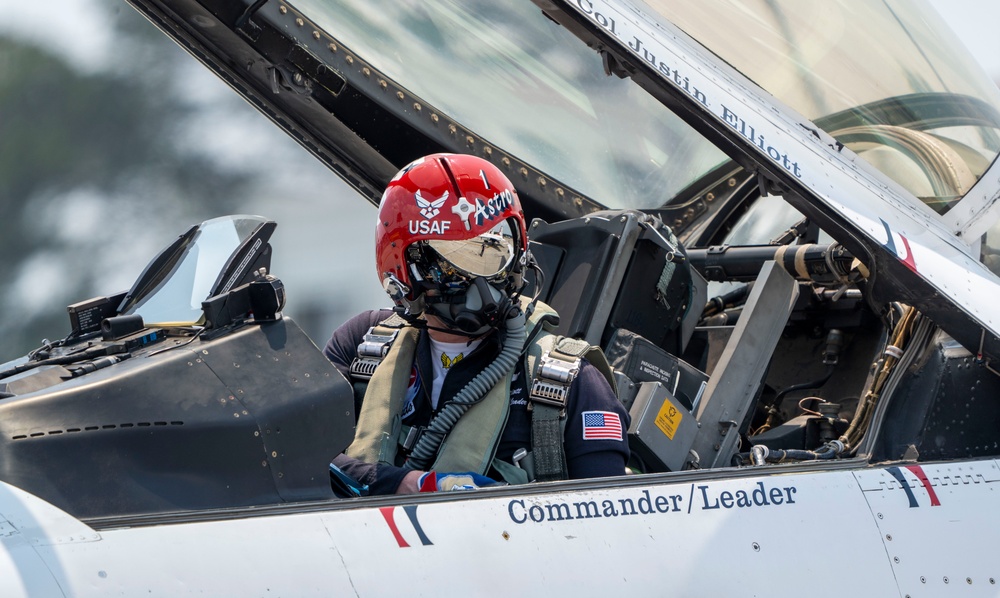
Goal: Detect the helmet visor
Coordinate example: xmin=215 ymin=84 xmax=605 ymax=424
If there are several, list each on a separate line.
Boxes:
xmin=425 ymin=219 xmax=516 ymax=281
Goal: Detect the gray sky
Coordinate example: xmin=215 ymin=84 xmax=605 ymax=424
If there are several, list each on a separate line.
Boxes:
xmin=930 ymin=0 xmax=1000 ymax=81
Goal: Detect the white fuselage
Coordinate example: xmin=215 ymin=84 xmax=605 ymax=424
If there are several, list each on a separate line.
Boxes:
xmin=2 ymin=458 xmax=996 ymax=596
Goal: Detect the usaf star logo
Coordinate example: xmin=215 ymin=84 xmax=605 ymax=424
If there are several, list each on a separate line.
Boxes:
xmin=415 ymin=190 xmax=448 ymax=219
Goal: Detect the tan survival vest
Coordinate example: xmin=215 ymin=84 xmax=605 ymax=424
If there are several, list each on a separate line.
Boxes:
xmin=345 ymin=299 xmax=616 ymax=482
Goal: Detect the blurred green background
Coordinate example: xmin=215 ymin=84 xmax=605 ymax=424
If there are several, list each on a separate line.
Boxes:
xmin=0 ymin=0 xmax=387 ymax=360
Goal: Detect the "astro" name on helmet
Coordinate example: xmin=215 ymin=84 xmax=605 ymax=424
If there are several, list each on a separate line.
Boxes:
xmin=474 ymin=189 xmax=515 ymax=227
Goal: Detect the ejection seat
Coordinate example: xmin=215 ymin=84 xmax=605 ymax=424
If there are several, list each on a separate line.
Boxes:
xmin=527 ymin=210 xmax=798 ymax=472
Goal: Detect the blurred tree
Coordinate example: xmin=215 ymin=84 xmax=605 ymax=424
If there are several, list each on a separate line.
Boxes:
xmin=0 ymin=1 xmax=386 ymax=363
xmin=0 ymin=22 xmax=251 ymax=358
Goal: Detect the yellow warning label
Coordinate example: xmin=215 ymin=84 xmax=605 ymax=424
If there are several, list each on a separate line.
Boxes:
xmin=655 ymin=401 xmax=682 ymax=440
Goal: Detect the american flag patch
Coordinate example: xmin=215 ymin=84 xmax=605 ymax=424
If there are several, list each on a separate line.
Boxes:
xmin=582 ymin=411 xmax=622 ymax=440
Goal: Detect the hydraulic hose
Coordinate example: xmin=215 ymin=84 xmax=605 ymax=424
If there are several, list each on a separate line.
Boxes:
xmin=742 ymin=440 xmax=846 ymax=465
xmin=0 ymin=345 xmax=124 ymax=381
xmin=840 ymin=305 xmax=917 ymax=450
xmin=404 ymin=308 xmax=527 ymax=471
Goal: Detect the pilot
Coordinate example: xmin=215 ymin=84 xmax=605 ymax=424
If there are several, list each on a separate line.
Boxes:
xmin=325 ymin=153 xmax=629 ymax=495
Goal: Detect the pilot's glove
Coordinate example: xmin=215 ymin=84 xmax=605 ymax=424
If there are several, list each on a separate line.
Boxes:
xmin=329 ymin=462 xmax=370 ymax=498
xmin=417 ymin=471 xmax=500 ymax=492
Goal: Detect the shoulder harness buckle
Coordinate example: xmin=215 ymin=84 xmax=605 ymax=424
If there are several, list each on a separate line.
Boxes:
xmin=529 ymin=342 xmax=585 ymax=416
xmin=349 ymin=326 xmax=400 ymax=381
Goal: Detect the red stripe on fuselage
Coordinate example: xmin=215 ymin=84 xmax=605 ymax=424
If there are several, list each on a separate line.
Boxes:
xmin=380 ymin=506 xmax=411 ymax=547
xmin=904 ymin=464 xmax=941 ymax=506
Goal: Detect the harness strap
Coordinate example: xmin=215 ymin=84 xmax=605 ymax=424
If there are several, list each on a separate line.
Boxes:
xmin=527 ymin=337 xmax=582 ymax=482
xmin=527 ymin=336 xmax=619 ymax=482
xmin=345 ymin=322 xmax=421 ymax=464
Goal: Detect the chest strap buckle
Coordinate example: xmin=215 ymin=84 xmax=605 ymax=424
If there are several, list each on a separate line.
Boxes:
xmin=401 ymin=425 xmax=424 ymax=453
xmin=349 ymin=327 xmax=400 ymax=381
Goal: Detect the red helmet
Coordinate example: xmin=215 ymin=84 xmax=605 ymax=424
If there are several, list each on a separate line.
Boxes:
xmin=375 ymin=153 xmax=528 ymax=315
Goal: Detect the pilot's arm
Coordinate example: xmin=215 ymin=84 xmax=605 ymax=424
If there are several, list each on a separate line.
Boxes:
xmin=563 ymin=361 xmax=631 ymax=478
xmin=331 ymin=452 xmax=420 ymax=495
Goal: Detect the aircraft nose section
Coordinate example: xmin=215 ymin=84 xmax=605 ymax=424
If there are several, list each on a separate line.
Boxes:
xmin=0 ymin=519 xmax=65 ymax=597
xmin=0 ymin=481 xmax=102 ymax=596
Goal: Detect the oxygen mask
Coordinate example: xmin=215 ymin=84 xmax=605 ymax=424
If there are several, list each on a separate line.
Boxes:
xmin=406 ymin=220 xmax=522 ymax=335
